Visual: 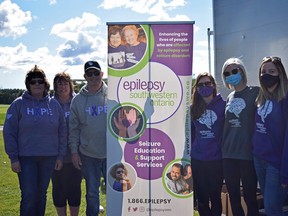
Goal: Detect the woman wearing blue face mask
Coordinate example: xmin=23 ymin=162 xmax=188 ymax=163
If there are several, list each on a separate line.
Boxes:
xmin=190 ymin=72 xmax=225 ymax=216
xmin=252 ymin=56 xmax=288 ymax=216
xmin=221 ymin=58 xmax=260 ymax=216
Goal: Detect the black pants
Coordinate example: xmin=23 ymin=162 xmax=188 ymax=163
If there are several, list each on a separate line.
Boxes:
xmin=191 ymin=159 xmax=223 ymax=216
xmin=52 ymin=163 xmax=82 ymax=207
xmin=223 ymin=158 xmax=259 ymax=216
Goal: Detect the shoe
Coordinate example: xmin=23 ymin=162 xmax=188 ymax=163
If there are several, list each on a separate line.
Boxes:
xmin=99 ymin=205 xmax=105 ymax=213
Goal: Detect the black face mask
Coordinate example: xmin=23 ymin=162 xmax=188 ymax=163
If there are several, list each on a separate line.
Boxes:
xmin=260 ymin=74 xmax=280 ymax=88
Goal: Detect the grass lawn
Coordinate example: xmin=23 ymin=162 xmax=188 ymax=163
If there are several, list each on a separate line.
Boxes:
xmin=0 ymin=104 xmax=9 ymax=126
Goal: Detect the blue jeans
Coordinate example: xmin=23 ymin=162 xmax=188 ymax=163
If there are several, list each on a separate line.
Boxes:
xmin=18 ymin=156 xmax=56 ymax=216
xmin=80 ymin=154 xmax=106 ymax=216
xmin=254 ymin=156 xmax=288 ymax=216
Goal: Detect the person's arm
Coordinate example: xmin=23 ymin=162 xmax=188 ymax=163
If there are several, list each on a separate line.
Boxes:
xmin=280 ymin=96 xmax=288 ymax=187
xmin=121 ymin=176 xmax=131 ymax=191
xmin=3 ymin=100 xmax=21 ymax=172
xmin=127 ymin=118 xmax=140 ymax=138
xmin=113 ymin=108 xmax=127 ymax=137
xmin=69 ymin=99 xmax=82 ymax=170
xmin=58 ymin=102 xmax=67 ymax=159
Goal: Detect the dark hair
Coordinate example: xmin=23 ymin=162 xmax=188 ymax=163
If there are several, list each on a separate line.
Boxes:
xmin=110 ymin=163 xmax=128 ymax=179
xmin=190 ymin=72 xmax=217 ymax=120
xmin=183 ymin=164 xmax=191 ymax=176
xmin=25 ymin=65 xmax=50 ymax=96
xmin=53 ymin=72 xmax=74 ymax=98
xmin=108 ymin=25 xmax=122 ymax=39
xmin=171 ymin=163 xmax=183 ymax=173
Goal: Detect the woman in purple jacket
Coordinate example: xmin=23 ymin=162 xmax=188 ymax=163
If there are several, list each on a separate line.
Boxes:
xmin=253 ymin=56 xmax=288 ymax=216
xmin=51 ymin=72 xmax=82 ymax=216
xmin=3 ymin=65 xmax=67 ymax=216
xmin=190 ymin=72 xmax=225 ymax=216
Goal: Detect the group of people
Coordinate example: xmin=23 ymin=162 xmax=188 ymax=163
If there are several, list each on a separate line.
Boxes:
xmin=191 ymin=56 xmax=288 ymax=216
xmin=3 ymin=55 xmax=288 ymax=216
xmin=3 ymin=60 xmax=107 ymax=216
xmin=108 ymin=25 xmax=146 ymax=69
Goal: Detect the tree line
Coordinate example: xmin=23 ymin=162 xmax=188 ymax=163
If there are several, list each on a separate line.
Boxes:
xmin=0 ymin=81 xmax=87 ymax=105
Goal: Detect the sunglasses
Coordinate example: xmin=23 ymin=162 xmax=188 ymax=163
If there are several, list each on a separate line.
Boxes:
xmin=85 ymin=70 xmax=100 ymax=77
xmin=197 ymin=81 xmax=212 ymax=87
xmin=30 ymin=79 xmax=44 ymax=85
xmin=223 ymin=68 xmax=240 ymax=77
xmin=116 ymin=170 xmax=125 ymax=174
xmin=262 ymin=56 xmax=281 ymax=62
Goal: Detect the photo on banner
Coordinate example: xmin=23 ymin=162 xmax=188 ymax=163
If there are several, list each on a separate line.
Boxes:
xmin=107 ymin=21 xmax=194 ymax=216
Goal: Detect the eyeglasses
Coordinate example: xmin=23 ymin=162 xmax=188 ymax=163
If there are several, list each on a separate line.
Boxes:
xmin=197 ymin=81 xmax=212 ymax=87
xmin=85 ymin=70 xmax=100 ymax=77
xmin=262 ymin=56 xmax=281 ymax=62
xmin=30 ymin=79 xmax=44 ymax=85
xmin=116 ymin=170 xmax=125 ymax=174
xmin=223 ymin=68 xmax=240 ymax=77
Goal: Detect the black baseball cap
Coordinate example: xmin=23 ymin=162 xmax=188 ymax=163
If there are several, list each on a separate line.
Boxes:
xmin=84 ymin=61 xmax=101 ymax=72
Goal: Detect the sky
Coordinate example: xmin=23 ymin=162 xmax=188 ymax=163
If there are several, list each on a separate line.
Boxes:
xmin=0 ymin=0 xmax=213 ymax=89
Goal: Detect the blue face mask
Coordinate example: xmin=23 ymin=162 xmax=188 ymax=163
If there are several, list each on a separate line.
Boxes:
xmin=225 ymin=73 xmax=242 ymax=86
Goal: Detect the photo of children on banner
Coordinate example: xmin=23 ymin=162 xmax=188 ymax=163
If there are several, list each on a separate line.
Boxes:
xmin=107 ymin=24 xmax=147 ymax=69
xmin=109 ymin=163 xmax=134 ymax=192
xmin=112 ymin=105 xmax=143 ymax=139
xmin=165 ymin=162 xmax=192 ymax=195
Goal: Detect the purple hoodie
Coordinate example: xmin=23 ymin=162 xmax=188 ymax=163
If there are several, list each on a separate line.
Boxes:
xmin=190 ymin=94 xmax=225 ymax=161
xmin=252 ymin=95 xmax=288 ymax=184
xmin=3 ymin=91 xmax=67 ymax=163
xmin=53 ymin=93 xmax=75 ymax=163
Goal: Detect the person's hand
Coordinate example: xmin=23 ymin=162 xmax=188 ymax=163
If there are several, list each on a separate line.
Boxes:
xmin=54 ymin=159 xmax=63 ymax=170
xmin=127 ymin=118 xmax=140 ymax=138
xmin=113 ymin=108 xmax=127 ymax=137
xmin=281 ymin=184 xmax=287 ymax=189
xmin=125 ymin=108 xmax=137 ymax=125
xmin=72 ymin=153 xmax=82 ymax=170
xmin=11 ymin=161 xmax=21 ymax=173
xmin=121 ymin=178 xmax=131 ymax=191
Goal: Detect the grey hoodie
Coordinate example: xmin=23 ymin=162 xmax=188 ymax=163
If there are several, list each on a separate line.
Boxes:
xmin=69 ymin=82 xmax=107 ymax=158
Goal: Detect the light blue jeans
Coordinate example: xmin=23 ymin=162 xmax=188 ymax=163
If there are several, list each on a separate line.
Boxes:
xmin=254 ymin=156 xmax=288 ymax=216
xmin=80 ymin=154 xmax=106 ymax=216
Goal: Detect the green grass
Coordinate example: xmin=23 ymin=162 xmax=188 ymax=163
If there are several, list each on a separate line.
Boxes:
xmin=0 ymin=131 xmax=106 ymax=216
xmin=0 ymin=104 xmax=9 ymax=126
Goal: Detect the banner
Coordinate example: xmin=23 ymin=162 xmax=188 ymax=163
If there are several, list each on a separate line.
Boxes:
xmin=107 ymin=22 xmax=194 ymax=216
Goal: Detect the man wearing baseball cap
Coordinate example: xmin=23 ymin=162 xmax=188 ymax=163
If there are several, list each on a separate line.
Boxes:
xmin=69 ymin=60 xmax=107 ymax=215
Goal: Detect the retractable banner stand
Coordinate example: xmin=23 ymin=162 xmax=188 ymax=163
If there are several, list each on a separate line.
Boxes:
xmin=107 ymin=21 xmax=194 ymax=216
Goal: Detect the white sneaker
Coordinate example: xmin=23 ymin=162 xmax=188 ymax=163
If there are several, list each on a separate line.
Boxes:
xmin=99 ymin=205 xmax=105 ymax=213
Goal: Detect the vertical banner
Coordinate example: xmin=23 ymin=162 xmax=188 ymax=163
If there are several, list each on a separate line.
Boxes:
xmin=107 ymin=22 xmax=194 ymax=216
